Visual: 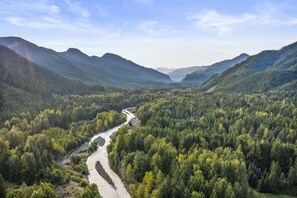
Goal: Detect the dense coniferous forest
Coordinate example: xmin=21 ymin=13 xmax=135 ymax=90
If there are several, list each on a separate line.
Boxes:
xmin=1 ymin=82 xmax=297 ymax=197
xmin=0 ymin=91 xmax=164 ymax=197
xmin=1 ymin=83 xmax=297 ymax=197
xmin=108 ymin=91 xmax=297 ymax=197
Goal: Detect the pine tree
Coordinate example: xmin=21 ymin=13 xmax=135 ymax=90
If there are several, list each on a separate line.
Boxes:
xmin=288 ymin=159 xmax=297 ymax=186
xmin=0 ymin=174 xmax=5 ymax=198
xmin=266 ymin=161 xmax=282 ymax=192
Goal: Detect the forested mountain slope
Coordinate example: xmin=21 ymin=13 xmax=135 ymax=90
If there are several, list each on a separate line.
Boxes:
xmin=0 ymin=45 xmax=103 ymax=96
xmin=202 ymin=42 xmax=297 ymax=92
xmin=0 ymin=45 xmax=103 ymax=121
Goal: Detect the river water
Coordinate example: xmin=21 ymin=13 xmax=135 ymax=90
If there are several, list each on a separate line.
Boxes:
xmin=86 ymin=108 xmax=134 ymax=198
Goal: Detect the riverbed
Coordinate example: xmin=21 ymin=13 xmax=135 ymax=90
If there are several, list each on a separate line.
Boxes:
xmin=86 ymin=108 xmax=135 ymax=198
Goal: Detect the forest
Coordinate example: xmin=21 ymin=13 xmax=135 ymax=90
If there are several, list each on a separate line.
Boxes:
xmin=0 ymin=90 xmax=164 ymax=197
xmin=108 ymin=91 xmax=297 ymax=198
xmin=0 ymin=88 xmax=296 ymax=197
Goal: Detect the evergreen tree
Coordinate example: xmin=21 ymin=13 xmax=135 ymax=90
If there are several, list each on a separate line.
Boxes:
xmin=0 ymin=174 xmax=5 ymax=198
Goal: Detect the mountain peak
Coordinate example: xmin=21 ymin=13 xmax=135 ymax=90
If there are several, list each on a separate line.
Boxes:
xmin=1 ymin=36 xmax=25 ymax=42
xmin=101 ymin=53 xmax=126 ymax=61
xmin=238 ymin=53 xmax=249 ymax=57
xmin=65 ymin=48 xmax=87 ymax=56
xmin=0 ymin=36 xmax=38 ymax=47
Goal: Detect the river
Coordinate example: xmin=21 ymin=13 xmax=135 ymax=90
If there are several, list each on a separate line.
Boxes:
xmin=86 ymin=108 xmax=135 ymax=198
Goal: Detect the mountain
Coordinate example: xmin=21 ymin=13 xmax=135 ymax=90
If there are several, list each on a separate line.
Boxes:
xmin=0 ymin=37 xmax=172 ymax=88
xmin=167 ymin=66 xmax=207 ymax=82
xmin=202 ymin=42 xmax=297 ymax=92
xmin=0 ymin=45 xmax=104 ymax=121
xmin=0 ymin=45 xmax=103 ymax=97
xmin=155 ymin=67 xmax=175 ymax=74
xmin=167 ymin=53 xmax=248 ymax=82
xmin=99 ymin=53 xmax=171 ymax=85
xmin=182 ymin=53 xmax=249 ymax=83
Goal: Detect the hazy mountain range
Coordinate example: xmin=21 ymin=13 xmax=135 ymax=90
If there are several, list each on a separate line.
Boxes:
xmin=0 ymin=36 xmax=296 ymax=95
xmin=0 ymin=37 xmax=172 ymax=88
xmin=182 ymin=53 xmax=249 ymax=83
xmin=155 ymin=67 xmax=175 ymax=74
xmin=160 ymin=54 xmax=248 ymax=82
xmin=166 ymin=66 xmax=208 ymax=82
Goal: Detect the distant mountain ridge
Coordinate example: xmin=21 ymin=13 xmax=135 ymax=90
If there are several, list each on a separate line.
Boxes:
xmin=182 ymin=53 xmax=249 ymax=83
xmin=166 ymin=54 xmax=248 ymax=82
xmin=202 ymin=41 xmax=297 ymax=92
xmin=0 ymin=37 xmax=172 ymax=88
xmin=167 ymin=66 xmax=207 ymax=82
xmin=155 ymin=67 xmax=175 ymax=74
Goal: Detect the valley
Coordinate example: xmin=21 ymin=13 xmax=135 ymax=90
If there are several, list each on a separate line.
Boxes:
xmin=1 ymin=0 xmax=297 ymax=197
xmin=0 ymin=38 xmax=297 ymax=198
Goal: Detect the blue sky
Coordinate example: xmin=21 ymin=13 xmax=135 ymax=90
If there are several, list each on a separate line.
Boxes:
xmin=0 ymin=0 xmax=297 ymax=68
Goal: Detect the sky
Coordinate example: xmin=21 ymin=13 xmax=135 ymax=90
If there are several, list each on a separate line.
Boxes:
xmin=0 ymin=0 xmax=297 ymax=68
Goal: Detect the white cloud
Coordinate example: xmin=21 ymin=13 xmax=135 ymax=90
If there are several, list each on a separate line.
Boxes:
xmin=4 ymin=1 xmax=60 ymax=14
xmin=188 ymin=4 xmax=297 ymax=35
xmin=138 ymin=20 xmax=159 ymax=36
xmin=3 ymin=15 xmax=117 ymax=36
xmin=50 ymin=5 xmax=60 ymax=13
xmin=4 ymin=16 xmax=75 ymax=30
xmin=64 ymin=0 xmax=90 ymax=18
xmin=138 ymin=20 xmax=170 ymax=36
xmin=0 ymin=0 xmax=119 ymax=36
xmin=189 ymin=10 xmax=257 ymax=34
